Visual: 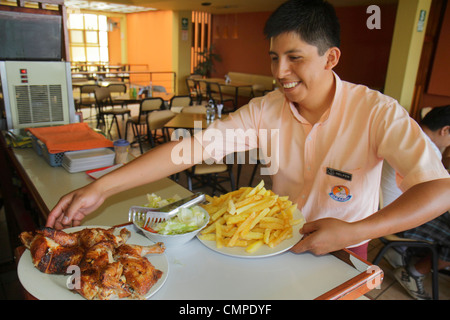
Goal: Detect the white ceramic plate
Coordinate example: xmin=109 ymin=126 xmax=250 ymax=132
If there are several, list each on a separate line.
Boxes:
xmin=17 ymin=225 xmax=169 ymax=300
xmin=197 ymin=209 xmax=305 ymax=258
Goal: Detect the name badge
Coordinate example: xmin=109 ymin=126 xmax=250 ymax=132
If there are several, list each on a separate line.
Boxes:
xmin=326 ymin=167 xmax=352 ymax=181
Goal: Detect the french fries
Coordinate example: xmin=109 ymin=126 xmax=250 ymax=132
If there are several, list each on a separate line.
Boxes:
xmin=199 ymin=180 xmax=304 ymax=253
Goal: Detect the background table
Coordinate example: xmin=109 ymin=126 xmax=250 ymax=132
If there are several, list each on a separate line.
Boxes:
xmin=204 ymin=78 xmax=253 ymax=107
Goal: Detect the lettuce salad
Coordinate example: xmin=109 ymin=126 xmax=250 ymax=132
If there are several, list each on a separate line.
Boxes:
xmin=144 ymin=193 xmax=181 ymax=208
xmin=143 ymin=194 xmax=207 ymax=235
xmin=153 ymin=206 xmax=207 ymax=235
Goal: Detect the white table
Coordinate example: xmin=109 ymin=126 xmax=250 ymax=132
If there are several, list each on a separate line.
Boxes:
xmin=121 ymin=225 xmax=372 ymax=300
xmin=10 ymin=147 xmax=382 ymax=300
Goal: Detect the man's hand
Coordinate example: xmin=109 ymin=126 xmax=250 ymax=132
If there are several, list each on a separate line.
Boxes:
xmin=290 ymin=218 xmax=358 ymax=255
xmin=46 ymin=183 xmax=105 ymax=230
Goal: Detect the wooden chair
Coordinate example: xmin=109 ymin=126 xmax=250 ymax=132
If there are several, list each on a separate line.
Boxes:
xmin=169 ymin=95 xmax=192 ymax=113
xmin=195 ymin=79 xmax=210 ymax=104
xmin=206 ymin=81 xmax=235 ymax=112
xmin=185 ymin=162 xmax=236 ymax=195
xmin=94 ymin=87 xmax=131 ymax=139
xmin=147 ymin=110 xmax=176 ymax=148
xmin=76 ymin=84 xmax=99 ymax=117
xmin=125 ymin=97 xmax=165 ymax=153
xmin=107 ymin=83 xmax=127 ymax=108
xmin=186 ymin=78 xmax=200 ymax=104
xmin=175 ymin=104 xmax=236 ymax=194
xmin=180 ymin=105 xmax=207 ymax=114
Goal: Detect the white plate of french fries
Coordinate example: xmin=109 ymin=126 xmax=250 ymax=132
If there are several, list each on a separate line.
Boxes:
xmin=198 ymin=181 xmax=305 ymax=258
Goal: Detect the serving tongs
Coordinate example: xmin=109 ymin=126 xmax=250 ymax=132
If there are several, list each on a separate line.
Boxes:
xmin=129 ymin=192 xmax=205 ymax=229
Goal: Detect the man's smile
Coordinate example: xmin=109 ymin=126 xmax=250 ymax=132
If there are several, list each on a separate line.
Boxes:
xmin=281 ymin=81 xmax=301 ymax=90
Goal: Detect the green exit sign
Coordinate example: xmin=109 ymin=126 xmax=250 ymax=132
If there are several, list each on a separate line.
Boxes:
xmin=417 ymin=10 xmax=426 ymax=32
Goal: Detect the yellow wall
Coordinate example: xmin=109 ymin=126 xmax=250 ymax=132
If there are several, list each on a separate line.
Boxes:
xmin=384 ymin=0 xmax=431 ymax=112
xmin=172 ymin=11 xmax=192 ymax=95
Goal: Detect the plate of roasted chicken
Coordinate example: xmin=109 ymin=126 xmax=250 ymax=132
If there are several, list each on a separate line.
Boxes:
xmin=17 ymin=225 xmax=168 ymax=300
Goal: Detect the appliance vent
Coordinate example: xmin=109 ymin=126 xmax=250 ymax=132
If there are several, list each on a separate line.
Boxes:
xmin=14 ymin=84 xmax=64 ymax=125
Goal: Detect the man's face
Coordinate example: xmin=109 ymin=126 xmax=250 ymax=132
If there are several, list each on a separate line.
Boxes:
xmin=269 ymin=32 xmax=336 ymax=108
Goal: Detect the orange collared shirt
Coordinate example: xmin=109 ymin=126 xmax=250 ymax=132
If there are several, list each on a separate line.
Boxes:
xmin=196 ymin=73 xmax=449 ymax=223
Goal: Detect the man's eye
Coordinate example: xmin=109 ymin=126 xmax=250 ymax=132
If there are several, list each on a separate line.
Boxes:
xmin=289 ymin=56 xmax=302 ymax=61
xmin=270 ymin=56 xmax=278 ymax=62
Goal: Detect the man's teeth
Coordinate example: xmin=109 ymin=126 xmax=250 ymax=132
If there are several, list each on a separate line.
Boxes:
xmin=283 ymin=82 xmax=299 ymax=89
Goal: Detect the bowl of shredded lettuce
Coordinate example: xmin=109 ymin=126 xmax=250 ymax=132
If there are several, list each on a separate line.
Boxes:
xmin=136 ymin=204 xmax=210 ymax=247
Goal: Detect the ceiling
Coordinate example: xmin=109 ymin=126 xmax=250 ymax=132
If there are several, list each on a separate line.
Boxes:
xmin=64 ymin=0 xmax=398 ymax=14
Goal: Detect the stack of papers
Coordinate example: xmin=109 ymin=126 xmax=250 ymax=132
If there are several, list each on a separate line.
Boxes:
xmin=62 ymin=148 xmax=115 ymax=173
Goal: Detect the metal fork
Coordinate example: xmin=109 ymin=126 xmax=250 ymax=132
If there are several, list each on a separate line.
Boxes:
xmin=129 ymin=192 xmax=205 ymax=229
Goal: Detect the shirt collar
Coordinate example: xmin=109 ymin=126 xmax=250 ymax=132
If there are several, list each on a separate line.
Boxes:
xmin=287 ymin=71 xmax=342 ymax=125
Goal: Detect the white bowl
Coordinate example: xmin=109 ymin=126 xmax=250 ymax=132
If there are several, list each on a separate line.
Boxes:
xmin=134 ymin=206 xmax=210 ymax=248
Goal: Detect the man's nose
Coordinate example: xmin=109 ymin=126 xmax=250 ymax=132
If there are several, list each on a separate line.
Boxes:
xmin=274 ymin=58 xmax=291 ymax=79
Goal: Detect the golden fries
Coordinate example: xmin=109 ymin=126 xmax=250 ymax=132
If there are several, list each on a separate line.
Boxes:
xmin=199 ymin=180 xmax=304 ymax=253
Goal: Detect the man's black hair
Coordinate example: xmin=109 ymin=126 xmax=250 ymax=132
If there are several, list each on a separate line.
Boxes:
xmin=421 ymin=105 xmax=450 ymax=131
xmin=264 ymin=0 xmax=341 ymax=55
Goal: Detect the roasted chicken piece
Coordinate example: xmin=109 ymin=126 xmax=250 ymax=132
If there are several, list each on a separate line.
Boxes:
xmin=98 ymin=261 xmax=131 ymax=300
xmin=75 ymin=242 xmax=165 ymax=300
xmin=19 ymin=227 xmax=131 ymax=275
xmin=75 ymin=227 xmax=131 ymax=249
xmin=114 ymin=243 xmax=165 ymax=297
xmin=19 ymin=227 xmax=165 ymax=299
xmin=19 ymin=228 xmax=83 ymax=274
xmin=75 ymin=241 xmax=131 ymax=300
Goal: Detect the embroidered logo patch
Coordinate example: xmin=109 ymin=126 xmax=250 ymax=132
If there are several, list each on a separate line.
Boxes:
xmin=329 ymin=185 xmax=352 ymax=202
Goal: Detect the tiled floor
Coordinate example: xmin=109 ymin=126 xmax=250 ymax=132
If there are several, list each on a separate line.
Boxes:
xmin=1 ymin=103 xmax=449 ymax=300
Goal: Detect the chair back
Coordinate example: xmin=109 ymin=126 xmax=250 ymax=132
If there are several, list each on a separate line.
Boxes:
xmin=80 ymin=84 xmax=98 ymax=94
xmin=94 ymin=87 xmax=113 ymax=111
xmin=147 ymin=110 xmax=175 ymax=130
xmin=186 ymin=78 xmax=198 ymax=97
xmin=170 ymin=95 xmax=192 ymax=108
xmin=181 ymin=105 xmax=207 ymax=114
xmin=141 ymin=97 xmax=165 ymax=113
xmin=107 ymin=83 xmax=127 ymax=95
xmin=208 ymin=82 xmax=223 ymax=99
xmin=79 ymin=84 xmax=98 ymax=104
xmin=196 ymin=80 xmax=209 ymax=97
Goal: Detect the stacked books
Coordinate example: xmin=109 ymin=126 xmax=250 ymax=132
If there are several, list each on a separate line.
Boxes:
xmin=62 ymin=148 xmax=115 ymax=173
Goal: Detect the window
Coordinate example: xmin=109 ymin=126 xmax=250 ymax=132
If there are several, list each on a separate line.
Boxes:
xmin=68 ymin=13 xmax=108 ymax=64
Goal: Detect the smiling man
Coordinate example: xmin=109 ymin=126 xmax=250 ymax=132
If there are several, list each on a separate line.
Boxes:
xmin=46 ymin=0 xmax=450 ymax=260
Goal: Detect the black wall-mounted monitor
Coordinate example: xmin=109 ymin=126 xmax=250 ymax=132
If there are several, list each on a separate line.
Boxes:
xmin=0 ymin=11 xmax=62 ymax=61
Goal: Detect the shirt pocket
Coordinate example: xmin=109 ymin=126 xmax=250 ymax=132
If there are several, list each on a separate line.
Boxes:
xmin=318 ymin=166 xmax=364 ymax=218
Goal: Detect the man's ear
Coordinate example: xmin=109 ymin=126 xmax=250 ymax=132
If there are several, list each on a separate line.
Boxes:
xmin=439 ymin=125 xmax=450 ymax=136
xmin=325 ymin=47 xmax=341 ymax=70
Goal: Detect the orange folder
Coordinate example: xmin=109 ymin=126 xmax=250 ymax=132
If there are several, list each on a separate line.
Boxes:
xmin=26 ymin=123 xmax=113 ymax=154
